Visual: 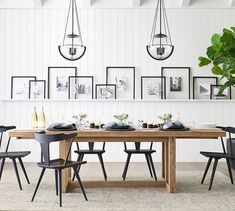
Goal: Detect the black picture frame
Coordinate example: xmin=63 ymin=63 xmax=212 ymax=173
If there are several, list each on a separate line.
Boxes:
xmin=161 ymin=67 xmax=191 ymax=99
xmin=68 ymin=76 xmax=94 ymax=99
xmin=29 ymin=80 xmax=46 ymax=99
xmin=48 ymin=66 xmax=77 ymax=99
xmin=106 ymin=66 xmax=135 ymax=99
xmin=193 ymin=76 xmax=218 ymax=99
xmin=210 ymin=85 xmax=232 ymax=100
xmin=141 ymin=76 xmax=166 ymax=99
xmin=11 ymin=76 xmax=37 ymax=99
xmin=95 ymin=84 xmax=117 ymax=99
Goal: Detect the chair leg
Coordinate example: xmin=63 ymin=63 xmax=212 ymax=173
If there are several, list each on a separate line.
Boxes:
xmin=31 ymin=168 xmax=46 ymax=202
xmin=209 ymin=158 xmax=218 ymax=191
xmin=12 ymin=158 xmax=22 ymax=190
xmin=18 ymin=157 xmax=30 ymax=184
xmin=98 ymin=154 xmax=107 ymax=181
xmin=0 ymin=158 xmax=6 ymax=180
xmin=145 ymin=153 xmax=153 ymax=178
xmin=201 ymin=157 xmax=212 ymax=184
xmin=58 ymin=169 xmax=62 ymax=207
xmin=148 ymin=154 xmax=157 ymax=181
xmin=226 ymin=158 xmax=234 ymax=184
xmin=122 ymin=154 xmax=131 ymax=181
xmin=55 ymin=170 xmax=58 ymax=196
xmin=72 ymin=154 xmax=84 ymax=181
xmin=73 ymin=166 xmax=88 ymax=201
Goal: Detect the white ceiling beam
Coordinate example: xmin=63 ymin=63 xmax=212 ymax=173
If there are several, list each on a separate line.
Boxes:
xmin=180 ymin=0 xmax=191 ymax=7
xmin=131 ymin=0 xmax=141 ymax=7
xmin=228 ymin=0 xmax=235 ymax=6
xmin=33 ymin=0 xmax=42 ymax=7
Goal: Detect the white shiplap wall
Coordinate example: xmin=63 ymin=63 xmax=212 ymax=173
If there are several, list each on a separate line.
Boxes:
xmin=0 ymin=8 xmax=235 ymax=162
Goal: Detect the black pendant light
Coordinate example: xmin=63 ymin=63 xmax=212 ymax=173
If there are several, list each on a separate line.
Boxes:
xmin=58 ymin=0 xmax=86 ymax=61
xmin=146 ymin=0 xmax=174 ymax=61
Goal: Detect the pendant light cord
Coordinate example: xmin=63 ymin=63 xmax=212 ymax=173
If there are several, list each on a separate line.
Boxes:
xmin=63 ymin=0 xmax=72 ymax=45
xmin=74 ymin=0 xmax=83 ymax=46
xmin=150 ymin=0 xmax=160 ymax=45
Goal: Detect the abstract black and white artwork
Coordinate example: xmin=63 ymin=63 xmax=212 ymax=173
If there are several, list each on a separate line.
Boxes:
xmin=106 ymin=67 xmax=135 ymax=99
xmin=210 ymin=85 xmax=231 ymax=100
xmin=141 ymin=76 xmax=166 ymax=99
xmin=193 ymin=77 xmax=218 ymax=99
xmin=115 ymin=76 xmax=127 ymax=91
xmin=29 ymin=80 xmax=46 ymax=99
xmin=161 ymin=67 xmax=190 ymax=99
xmin=95 ymin=84 xmax=116 ymax=99
xmin=68 ymin=76 xmax=94 ymax=99
xmin=11 ymin=76 xmax=37 ymax=99
xmin=48 ymin=67 xmax=77 ymax=99
xmin=170 ymin=77 xmax=182 ymax=92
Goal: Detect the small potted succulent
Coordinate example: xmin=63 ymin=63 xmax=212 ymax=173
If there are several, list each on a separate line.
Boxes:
xmin=72 ymin=113 xmax=87 ymax=128
xmin=158 ymin=113 xmax=172 ymax=128
xmin=114 ymin=113 xmax=129 ymax=123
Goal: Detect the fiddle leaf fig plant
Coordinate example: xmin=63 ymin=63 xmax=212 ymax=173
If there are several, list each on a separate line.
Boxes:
xmin=198 ymin=27 xmax=235 ymax=93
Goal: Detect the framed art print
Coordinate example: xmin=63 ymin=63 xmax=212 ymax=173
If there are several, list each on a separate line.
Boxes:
xmin=141 ymin=76 xmax=166 ymax=99
xmin=11 ymin=76 xmax=37 ymax=99
xmin=106 ymin=66 xmax=135 ymax=99
xmin=161 ymin=67 xmax=190 ymax=99
xmin=48 ymin=67 xmax=77 ymax=99
xmin=210 ymin=85 xmax=231 ymax=100
xmin=29 ymin=80 xmax=46 ymax=99
xmin=193 ymin=76 xmax=218 ymax=99
xmin=68 ymin=76 xmax=94 ymax=99
xmin=95 ymin=84 xmax=116 ymax=99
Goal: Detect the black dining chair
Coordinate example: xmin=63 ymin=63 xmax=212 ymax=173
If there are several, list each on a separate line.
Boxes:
xmin=72 ymin=142 xmax=107 ymax=181
xmin=200 ymin=126 xmax=235 ymax=190
xmin=31 ymin=132 xmax=88 ymax=207
xmin=0 ymin=125 xmax=30 ymax=190
xmin=122 ymin=142 xmax=157 ymax=181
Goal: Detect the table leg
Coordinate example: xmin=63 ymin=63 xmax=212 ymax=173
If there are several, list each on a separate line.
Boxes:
xmin=162 ymin=141 xmax=165 ymax=179
xmin=166 ymin=137 xmax=176 ymax=193
xmin=59 ymin=140 xmax=71 ymax=193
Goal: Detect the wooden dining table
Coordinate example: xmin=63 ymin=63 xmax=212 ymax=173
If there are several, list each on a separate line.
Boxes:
xmin=8 ymin=128 xmax=225 ymax=194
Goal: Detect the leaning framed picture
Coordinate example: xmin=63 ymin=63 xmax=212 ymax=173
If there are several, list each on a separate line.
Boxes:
xmin=29 ymin=80 xmax=46 ymax=99
xmin=161 ymin=67 xmax=191 ymax=99
xmin=68 ymin=76 xmax=94 ymax=99
xmin=193 ymin=76 xmax=218 ymax=99
xmin=210 ymin=85 xmax=231 ymax=100
xmin=106 ymin=66 xmax=135 ymax=99
xmin=48 ymin=67 xmax=77 ymax=99
xmin=141 ymin=76 xmax=166 ymax=99
xmin=11 ymin=76 xmax=37 ymax=99
xmin=95 ymin=84 xmax=116 ymax=99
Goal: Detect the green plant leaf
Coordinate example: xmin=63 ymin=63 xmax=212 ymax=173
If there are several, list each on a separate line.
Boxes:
xmin=198 ymin=56 xmax=211 ymax=67
xmin=211 ymin=66 xmax=223 ymax=75
xmin=211 ymin=34 xmax=222 ymax=50
xmin=206 ymin=46 xmax=216 ymax=60
xmin=219 ymin=79 xmax=235 ymax=94
xmin=231 ymin=27 xmax=235 ymax=32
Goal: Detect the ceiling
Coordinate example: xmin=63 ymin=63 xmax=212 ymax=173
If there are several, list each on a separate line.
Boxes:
xmin=0 ymin=0 xmax=234 ymax=9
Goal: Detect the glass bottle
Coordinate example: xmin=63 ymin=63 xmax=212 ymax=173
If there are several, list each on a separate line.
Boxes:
xmin=38 ymin=107 xmax=46 ymax=128
xmin=32 ymin=106 xmax=38 ymax=128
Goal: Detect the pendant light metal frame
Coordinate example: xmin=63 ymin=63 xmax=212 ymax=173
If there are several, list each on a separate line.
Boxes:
xmin=58 ymin=0 xmax=86 ymax=61
xmin=146 ymin=0 xmax=174 ymax=61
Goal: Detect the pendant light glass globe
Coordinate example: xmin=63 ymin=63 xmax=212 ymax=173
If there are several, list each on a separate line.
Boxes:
xmin=58 ymin=0 xmax=86 ymax=61
xmin=146 ymin=0 xmax=174 ymax=61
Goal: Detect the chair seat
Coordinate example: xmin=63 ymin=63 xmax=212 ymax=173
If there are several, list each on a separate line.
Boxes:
xmin=200 ymin=151 xmax=233 ymax=159
xmin=37 ymin=158 xmax=87 ymax=169
xmin=74 ymin=149 xmax=105 ymax=154
xmin=124 ymin=149 xmax=156 ymax=154
xmin=0 ymin=151 xmax=31 ymax=158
